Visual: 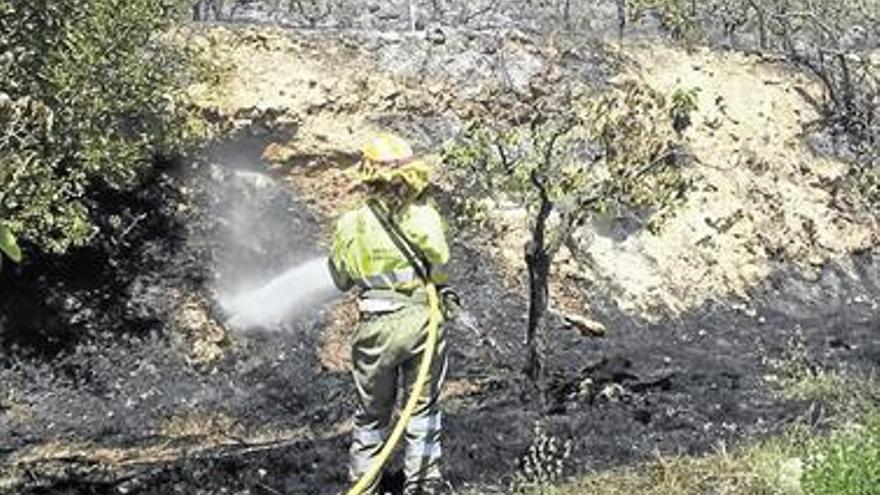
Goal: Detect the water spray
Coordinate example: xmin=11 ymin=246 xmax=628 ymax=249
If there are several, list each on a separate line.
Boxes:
xmin=209 ymin=163 xmax=341 ymax=330
xmin=218 ymin=256 xmax=339 ymax=329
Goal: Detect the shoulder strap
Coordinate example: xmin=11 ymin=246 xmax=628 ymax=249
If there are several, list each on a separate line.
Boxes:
xmin=366 ymin=199 xmax=431 ymax=283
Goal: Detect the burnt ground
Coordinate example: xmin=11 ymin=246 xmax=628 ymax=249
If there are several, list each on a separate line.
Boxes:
xmin=1 ymin=129 xmax=879 ymax=495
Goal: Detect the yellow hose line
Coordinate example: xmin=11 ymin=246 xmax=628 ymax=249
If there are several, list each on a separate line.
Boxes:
xmin=345 ymin=283 xmax=443 ymax=495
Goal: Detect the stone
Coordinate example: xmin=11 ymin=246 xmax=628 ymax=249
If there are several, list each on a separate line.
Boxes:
xmin=261 ymin=142 xmax=297 ymax=164
xmin=562 ymin=312 xmax=607 ymax=337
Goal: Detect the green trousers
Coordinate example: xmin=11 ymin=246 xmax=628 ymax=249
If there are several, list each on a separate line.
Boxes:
xmin=349 ymin=303 xmax=448 ymax=495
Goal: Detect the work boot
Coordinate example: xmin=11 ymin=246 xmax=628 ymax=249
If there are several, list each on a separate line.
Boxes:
xmin=377 ymin=469 xmax=404 ymax=494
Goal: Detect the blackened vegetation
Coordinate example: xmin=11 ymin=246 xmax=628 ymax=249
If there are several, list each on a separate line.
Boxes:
xmin=0 ymin=159 xmax=193 ymax=359
xmin=0 ymin=133 xmax=352 ymax=490
xmin=752 ymin=2 xmax=880 ymax=208
xmin=201 ymin=1 xmax=879 ymax=204
xmin=445 ymin=252 xmax=880 ymax=492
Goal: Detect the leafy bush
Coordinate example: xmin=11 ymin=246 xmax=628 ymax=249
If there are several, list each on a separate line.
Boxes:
xmin=803 ymin=412 xmax=880 ymax=495
xmin=0 ymin=0 xmax=208 ymax=254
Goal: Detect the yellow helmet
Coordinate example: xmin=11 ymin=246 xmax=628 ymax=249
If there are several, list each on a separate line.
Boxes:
xmin=358 ymin=133 xmax=432 ymax=193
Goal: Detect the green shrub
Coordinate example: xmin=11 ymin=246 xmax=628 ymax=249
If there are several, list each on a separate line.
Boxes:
xmin=0 ymin=0 xmax=208 ymax=254
xmin=803 ymin=412 xmax=880 ymax=495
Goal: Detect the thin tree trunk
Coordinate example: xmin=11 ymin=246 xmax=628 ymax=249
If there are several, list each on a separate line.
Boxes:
xmin=212 ymin=0 xmax=223 ymax=21
xmin=837 ymin=53 xmax=855 ymax=128
xmin=525 ymin=190 xmax=554 ymax=387
xmin=525 ymin=247 xmax=551 ymax=385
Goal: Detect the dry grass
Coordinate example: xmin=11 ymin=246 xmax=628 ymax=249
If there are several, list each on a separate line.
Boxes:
xmin=558 ymin=443 xmax=803 ymax=495
xmin=1 ymin=400 xmax=33 ymax=426
xmin=1 ymin=420 xmax=321 ymax=490
xmin=158 ymin=409 xmax=242 ymax=440
xmin=168 ymin=293 xmax=230 ymax=366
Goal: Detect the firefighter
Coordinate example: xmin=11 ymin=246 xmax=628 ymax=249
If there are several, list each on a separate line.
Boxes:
xmin=328 ymin=133 xmax=453 ymax=494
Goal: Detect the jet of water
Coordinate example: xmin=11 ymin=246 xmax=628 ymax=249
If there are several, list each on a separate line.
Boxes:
xmin=219 ymin=256 xmax=340 ymax=329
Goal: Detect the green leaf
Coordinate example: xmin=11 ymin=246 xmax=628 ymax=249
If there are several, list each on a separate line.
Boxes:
xmin=0 ymin=223 xmax=23 ymax=263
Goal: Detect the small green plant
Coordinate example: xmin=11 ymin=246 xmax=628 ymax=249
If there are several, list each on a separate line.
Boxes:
xmin=803 ymin=412 xmax=880 ymax=495
xmin=555 ymin=437 xmax=805 ymax=495
xmin=669 ymin=87 xmax=699 ymax=135
xmin=765 ymin=330 xmax=849 ymax=406
xmin=511 ymin=421 xmax=573 ymax=495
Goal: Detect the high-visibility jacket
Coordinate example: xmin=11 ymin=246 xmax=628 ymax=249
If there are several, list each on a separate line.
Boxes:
xmin=329 ymin=198 xmax=449 ymax=296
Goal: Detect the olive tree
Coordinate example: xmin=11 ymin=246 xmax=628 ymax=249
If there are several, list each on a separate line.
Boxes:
xmin=0 ymin=0 xmax=208 ymax=255
xmin=444 ymin=81 xmax=696 ymax=386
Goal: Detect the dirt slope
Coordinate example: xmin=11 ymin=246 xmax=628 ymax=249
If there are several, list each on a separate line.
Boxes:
xmin=595 ymin=44 xmax=874 ymax=314
xmin=189 ymin=27 xmax=876 ymax=320
xmin=491 ymin=43 xmax=878 ymax=318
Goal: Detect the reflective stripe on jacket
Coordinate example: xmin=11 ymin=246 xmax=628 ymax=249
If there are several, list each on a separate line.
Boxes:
xmin=328 ymin=199 xmax=450 ymax=296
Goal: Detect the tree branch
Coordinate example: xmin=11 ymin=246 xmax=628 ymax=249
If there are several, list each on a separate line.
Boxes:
xmin=496 ymin=141 xmax=512 ymax=173
xmin=575 ymin=148 xmax=682 ymax=220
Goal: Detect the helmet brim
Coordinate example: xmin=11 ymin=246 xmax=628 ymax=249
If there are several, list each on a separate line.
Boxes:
xmin=353 ymin=159 xmax=434 ymax=194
